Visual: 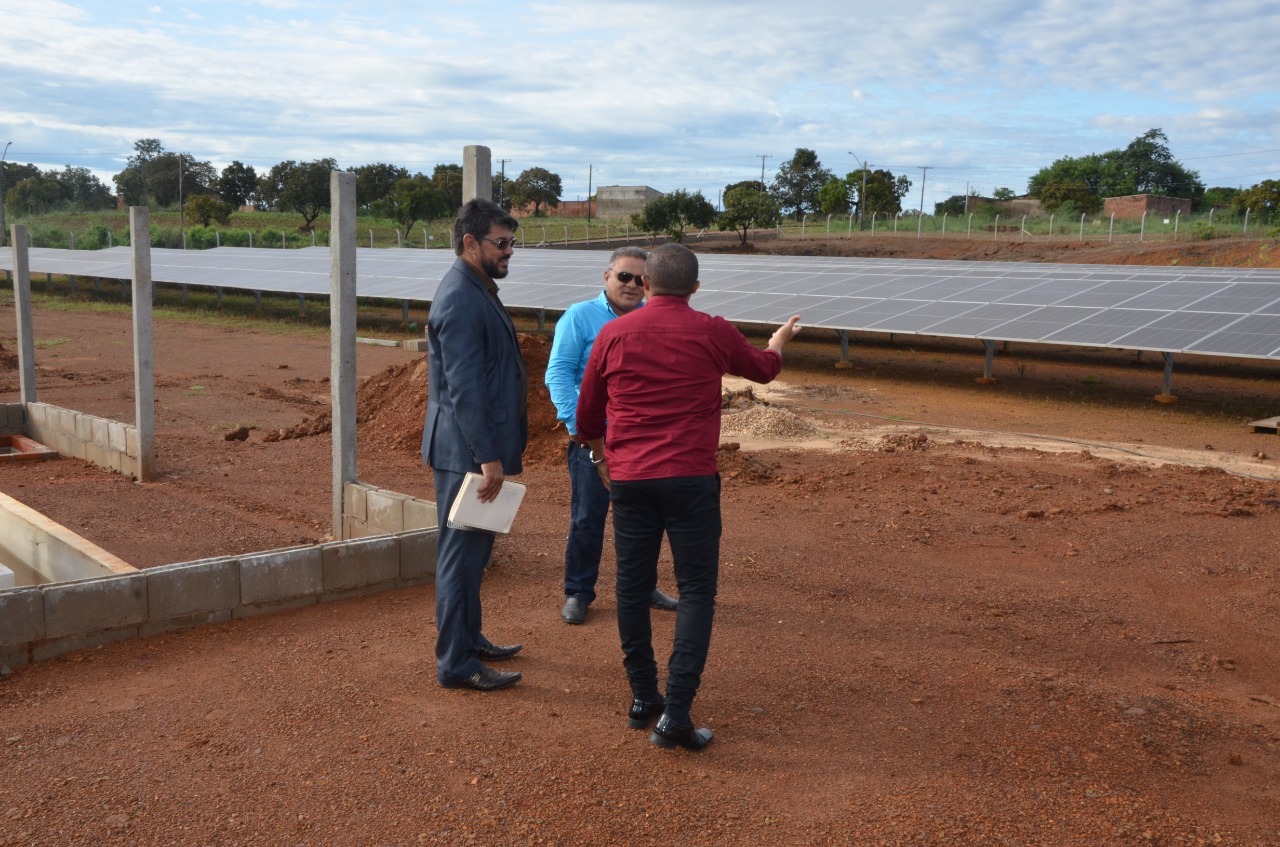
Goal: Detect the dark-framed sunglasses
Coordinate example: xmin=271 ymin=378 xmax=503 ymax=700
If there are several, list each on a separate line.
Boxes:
xmin=614 ymin=271 xmax=644 ymax=285
xmin=480 ymin=236 xmax=519 ymax=250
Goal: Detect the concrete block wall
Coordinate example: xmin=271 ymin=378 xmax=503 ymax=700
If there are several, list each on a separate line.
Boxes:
xmin=0 ymin=403 xmax=25 ymax=436
xmin=23 ymin=402 xmax=138 ymax=477
xmin=343 ymin=481 xmax=437 ymax=540
xmin=0 ymin=528 xmax=437 ymax=670
xmin=1103 ymin=194 xmax=1193 ymax=221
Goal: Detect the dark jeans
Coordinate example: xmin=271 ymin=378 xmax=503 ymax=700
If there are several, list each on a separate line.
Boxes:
xmin=611 ymin=475 xmax=721 ymax=724
xmin=432 ymin=467 xmax=495 ymax=684
xmin=563 ymin=440 xmax=611 ymax=604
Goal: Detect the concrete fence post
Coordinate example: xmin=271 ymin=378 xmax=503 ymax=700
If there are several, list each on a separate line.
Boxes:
xmin=330 ymin=172 xmax=358 ymax=539
xmin=129 ymin=207 xmax=156 ymax=481
xmin=11 ymin=224 xmax=37 ymax=404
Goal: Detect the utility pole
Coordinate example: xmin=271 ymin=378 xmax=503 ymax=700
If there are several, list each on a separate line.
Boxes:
xmin=757 ymin=154 xmax=771 ymax=191
xmin=918 ymin=165 xmax=931 ymax=217
xmin=586 ymin=164 xmax=592 ymax=225
xmin=849 ymin=152 xmax=869 ymax=230
xmin=0 ymin=141 xmax=10 ymax=248
xmin=496 ymin=159 xmax=510 ymax=209
xmin=178 ymin=156 xmax=185 ymax=249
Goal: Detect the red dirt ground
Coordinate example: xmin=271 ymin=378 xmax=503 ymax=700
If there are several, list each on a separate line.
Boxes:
xmin=1 ymin=236 xmax=1278 ymax=846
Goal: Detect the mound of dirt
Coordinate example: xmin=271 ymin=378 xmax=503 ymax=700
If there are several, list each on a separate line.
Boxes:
xmin=263 ymin=333 xmax=568 ymax=468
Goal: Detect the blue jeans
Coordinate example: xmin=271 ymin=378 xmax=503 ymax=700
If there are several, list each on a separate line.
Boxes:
xmin=432 ymin=467 xmax=496 ymax=684
xmin=563 ymin=440 xmax=611 ymax=604
xmin=611 ymin=475 xmax=721 ymax=724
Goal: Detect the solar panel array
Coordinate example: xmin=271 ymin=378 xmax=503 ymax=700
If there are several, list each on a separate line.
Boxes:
xmin=6 ymin=245 xmax=1280 ymax=360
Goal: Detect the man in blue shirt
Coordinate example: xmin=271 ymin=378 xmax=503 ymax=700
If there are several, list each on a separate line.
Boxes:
xmin=545 ymin=246 xmax=679 ymax=625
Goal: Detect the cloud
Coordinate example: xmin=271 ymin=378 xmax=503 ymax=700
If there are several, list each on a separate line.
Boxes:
xmin=1 ymin=0 xmax=1276 ymax=206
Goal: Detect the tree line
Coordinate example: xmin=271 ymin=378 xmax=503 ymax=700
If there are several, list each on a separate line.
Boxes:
xmin=2 ymin=130 xmax=1276 ymax=243
xmin=0 ymin=139 xmax=567 ymax=236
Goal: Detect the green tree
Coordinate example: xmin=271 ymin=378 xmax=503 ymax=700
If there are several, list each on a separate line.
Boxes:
xmin=352 ymin=163 xmax=409 ymax=209
xmin=817 ymin=177 xmax=852 ymax=215
xmin=258 ymin=159 xmax=337 ymax=231
xmin=1232 ymin=179 xmax=1280 ymax=223
xmin=855 ymin=169 xmax=912 ymax=219
xmin=770 ymin=148 xmax=834 ymax=219
xmin=184 ymin=195 xmax=234 ymax=226
xmin=718 ymin=186 xmax=781 ymax=244
xmin=934 ymin=195 xmax=968 ymax=216
xmin=631 ymin=189 xmax=717 ymax=242
xmin=374 ymin=175 xmax=451 ymax=235
xmin=218 ymin=161 xmax=258 ymax=208
xmin=1038 ymin=179 xmax=1103 ymax=214
xmin=147 ymin=153 xmax=217 ymax=207
xmin=722 ymin=179 xmax=765 ymax=202
xmin=1 ymin=161 xmax=41 ymax=201
xmin=52 ymin=166 xmax=114 ymax=210
xmin=993 ymin=187 xmax=1017 ymax=201
xmin=432 ymin=164 xmax=463 ymax=212
xmin=1202 ymin=187 xmax=1241 ymax=210
xmin=492 ymin=171 xmax=514 ymax=210
xmin=114 ymin=138 xmax=164 ymax=205
xmin=1027 ymin=129 xmax=1203 ymax=207
xmin=5 ymin=176 xmax=64 ymax=215
xmin=509 ymin=167 xmax=562 ymax=216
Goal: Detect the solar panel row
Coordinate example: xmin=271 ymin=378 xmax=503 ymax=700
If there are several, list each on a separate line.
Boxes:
xmin=6 ymin=246 xmax=1280 ymax=360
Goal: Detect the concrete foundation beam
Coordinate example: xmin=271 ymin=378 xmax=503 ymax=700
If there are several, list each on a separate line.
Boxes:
xmin=43 ymin=572 xmax=148 ymax=639
xmin=322 ymin=535 xmax=400 ymax=594
xmin=239 ymin=546 xmax=323 ymax=609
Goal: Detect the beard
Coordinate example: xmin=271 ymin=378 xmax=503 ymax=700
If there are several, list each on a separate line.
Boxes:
xmin=482 ymin=254 xmax=509 ymax=280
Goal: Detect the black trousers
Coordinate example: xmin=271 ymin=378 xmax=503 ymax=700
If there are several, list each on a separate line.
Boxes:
xmin=432 ymin=468 xmax=495 ymax=684
xmin=611 ymin=475 xmax=721 ymax=723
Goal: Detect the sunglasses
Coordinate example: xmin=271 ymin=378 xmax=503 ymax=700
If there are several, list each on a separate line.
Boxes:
xmin=614 ymin=271 xmax=645 ymax=286
xmin=480 ymin=236 xmax=519 ymax=250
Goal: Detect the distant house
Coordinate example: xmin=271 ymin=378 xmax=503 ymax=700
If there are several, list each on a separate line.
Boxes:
xmin=596 ymin=186 xmax=662 ymax=218
xmin=1103 ymin=194 xmax=1192 ymax=220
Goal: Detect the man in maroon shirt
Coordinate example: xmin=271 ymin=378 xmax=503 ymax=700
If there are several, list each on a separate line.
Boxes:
xmin=577 ymin=242 xmax=801 ymax=751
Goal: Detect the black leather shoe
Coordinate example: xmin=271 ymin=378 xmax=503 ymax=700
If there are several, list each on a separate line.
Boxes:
xmin=650 ymin=714 xmax=713 ymax=750
xmin=477 ymin=636 xmax=522 ymax=661
xmin=440 ymin=665 xmax=522 ymax=691
xmin=628 ymin=696 xmax=666 ymax=730
xmin=561 ymin=595 xmax=587 ymax=625
xmin=649 ymin=588 xmax=678 ymax=612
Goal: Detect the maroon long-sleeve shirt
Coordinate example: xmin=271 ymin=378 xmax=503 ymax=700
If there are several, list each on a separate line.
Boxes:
xmin=576 ymin=295 xmax=782 ymax=481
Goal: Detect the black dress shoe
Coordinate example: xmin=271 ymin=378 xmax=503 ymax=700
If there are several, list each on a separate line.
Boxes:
xmin=477 ymin=637 xmax=522 ymax=661
xmin=650 ymin=714 xmax=713 ymax=750
xmin=440 ymin=665 xmax=522 ymax=691
xmin=628 ymin=696 xmax=666 ymax=730
xmin=561 ymin=595 xmax=587 ymax=624
xmin=649 ymin=588 xmax=678 ymax=612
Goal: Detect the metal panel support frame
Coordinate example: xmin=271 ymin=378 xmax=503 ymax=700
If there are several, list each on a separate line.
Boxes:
xmin=975 ymin=339 xmax=997 ymax=384
xmin=834 ymin=329 xmax=853 ymax=369
xmin=1154 ymin=352 xmax=1177 ymax=404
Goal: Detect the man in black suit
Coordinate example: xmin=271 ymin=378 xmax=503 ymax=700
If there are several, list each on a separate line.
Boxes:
xmin=422 ymin=198 xmax=528 ymax=691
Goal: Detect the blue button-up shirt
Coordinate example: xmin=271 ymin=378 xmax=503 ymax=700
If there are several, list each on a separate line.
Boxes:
xmin=545 ymin=290 xmax=640 ymax=435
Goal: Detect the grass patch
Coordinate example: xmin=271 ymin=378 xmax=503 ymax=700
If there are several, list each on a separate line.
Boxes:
xmin=0 ymin=278 xmax=417 ymax=341
xmin=33 ymin=337 xmax=71 ymax=348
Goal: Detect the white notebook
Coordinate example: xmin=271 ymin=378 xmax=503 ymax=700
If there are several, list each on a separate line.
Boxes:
xmin=447 ymin=472 xmax=526 ymax=533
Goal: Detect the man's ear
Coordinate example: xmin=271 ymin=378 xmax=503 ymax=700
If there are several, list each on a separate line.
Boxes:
xmin=691 ymin=280 xmax=701 ymax=295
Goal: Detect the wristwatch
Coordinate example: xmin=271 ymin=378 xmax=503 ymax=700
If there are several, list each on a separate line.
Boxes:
xmin=589 ymin=450 xmax=605 ymax=466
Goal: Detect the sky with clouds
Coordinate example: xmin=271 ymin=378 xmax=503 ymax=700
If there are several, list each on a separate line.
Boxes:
xmin=3 ymin=0 xmax=1278 ymax=213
